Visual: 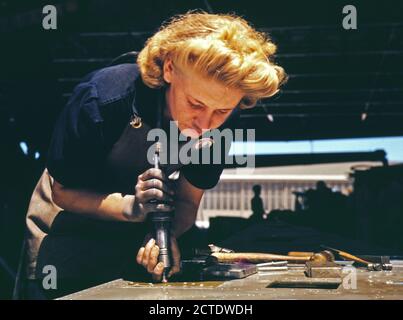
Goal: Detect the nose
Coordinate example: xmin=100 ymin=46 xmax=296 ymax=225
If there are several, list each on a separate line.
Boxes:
xmin=193 ymin=111 xmax=213 ymax=131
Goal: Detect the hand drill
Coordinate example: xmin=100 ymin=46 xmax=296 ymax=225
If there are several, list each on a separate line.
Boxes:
xmin=150 ymin=142 xmax=173 ymax=282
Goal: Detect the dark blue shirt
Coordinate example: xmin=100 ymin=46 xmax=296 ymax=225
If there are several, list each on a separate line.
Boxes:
xmin=47 ymin=63 xmax=240 ymax=191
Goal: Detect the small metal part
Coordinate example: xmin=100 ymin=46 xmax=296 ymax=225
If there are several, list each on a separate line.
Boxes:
xmin=257 ymin=261 xmax=288 ymax=272
xmin=305 ymin=261 xmax=342 ymax=278
xmin=359 ymin=255 xmax=390 ymax=264
xmin=287 ymin=263 xmax=306 ymax=270
xmin=201 ymin=263 xmax=257 ymax=280
xmin=256 ymin=261 xmax=288 ymax=267
xmin=357 ymin=255 xmax=393 ymax=271
xmin=181 ymin=257 xmax=210 ymax=266
xmin=208 ymin=244 xmax=234 ymax=253
xmin=335 ymin=260 xmax=354 ymax=266
xmin=154 ymin=142 xmax=161 ymax=167
xmin=367 ymin=263 xmax=383 ymax=271
xmin=258 ymin=266 xmax=288 ymax=272
xmin=130 ymin=115 xmax=142 ymax=128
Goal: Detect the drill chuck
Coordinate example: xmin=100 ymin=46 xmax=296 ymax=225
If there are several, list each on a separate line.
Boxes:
xmin=151 ymin=211 xmax=172 ymax=282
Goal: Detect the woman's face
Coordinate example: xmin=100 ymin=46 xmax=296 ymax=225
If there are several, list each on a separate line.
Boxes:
xmin=163 ymin=59 xmax=244 ymax=138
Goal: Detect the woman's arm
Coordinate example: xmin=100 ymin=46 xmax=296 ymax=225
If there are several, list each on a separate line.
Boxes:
xmin=50 ymin=167 xmax=175 ymax=223
xmin=51 ymin=180 xmax=135 ymax=222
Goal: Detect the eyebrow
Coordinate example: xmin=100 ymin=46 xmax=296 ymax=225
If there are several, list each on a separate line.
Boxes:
xmin=188 ymin=95 xmax=206 ymax=106
xmin=188 ymin=95 xmax=234 ymax=110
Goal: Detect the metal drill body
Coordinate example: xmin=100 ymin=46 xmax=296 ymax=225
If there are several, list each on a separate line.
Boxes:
xmin=151 ymin=212 xmax=171 ymax=282
xmin=150 ymin=142 xmax=172 ymax=282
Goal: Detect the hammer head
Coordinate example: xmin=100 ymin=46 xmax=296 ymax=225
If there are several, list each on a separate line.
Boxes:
xmin=310 ymin=250 xmax=335 ymax=263
xmin=306 ymin=251 xmax=340 ymax=278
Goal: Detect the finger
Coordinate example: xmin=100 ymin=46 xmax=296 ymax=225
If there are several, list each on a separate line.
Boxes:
xmin=142 ymin=188 xmax=174 ymax=203
xmin=136 ymin=247 xmax=145 ymax=265
xmin=142 ymin=238 xmax=155 ymax=268
xmin=151 ymin=262 xmax=164 ymax=282
xmin=143 ymin=203 xmax=174 ymax=213
xmin=168 ymin=265 xmax=181 ymax=278
xmin=139 ymin=168 xmax=168 ymax=182
xmin=168 ymin=239 xmax=181 ymax=278
xmin=147 ymin=246 xmax=160 ymax=273
xmin=141 ymin=233 xmax=153 ymax=246
xmin=141 ymin=179 xmax=175 ymax=196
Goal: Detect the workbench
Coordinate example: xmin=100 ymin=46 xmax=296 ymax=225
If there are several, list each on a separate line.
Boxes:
xmin=59 ymin=262 xmax=403 ymax=300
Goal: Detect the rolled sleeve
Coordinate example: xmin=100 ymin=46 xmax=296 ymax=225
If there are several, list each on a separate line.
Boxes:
xmin=181 ymin=163 xmax=224 ymax=190
xmin=180 ymin=109 xmax=240 ymax=190
xmin=47 ymin=82 xmax=106 ymax=189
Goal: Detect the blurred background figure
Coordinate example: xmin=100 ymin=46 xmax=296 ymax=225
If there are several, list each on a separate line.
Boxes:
xmin=305 ymin=180 xmax=333 ymax=211
xmin=249 ymin=185 xmax=267 ymax=223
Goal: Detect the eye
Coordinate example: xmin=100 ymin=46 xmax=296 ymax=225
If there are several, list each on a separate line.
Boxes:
xmin=217 ymin=109 xmax=231 ymax=114
xmin=189 ymin=101 xmax=203 ymax=110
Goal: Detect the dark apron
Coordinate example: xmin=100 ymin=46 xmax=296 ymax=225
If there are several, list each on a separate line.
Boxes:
xmin=16 ymin=98 xmax=185 ymax=299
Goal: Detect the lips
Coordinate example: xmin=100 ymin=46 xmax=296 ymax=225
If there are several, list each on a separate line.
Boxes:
xmin=191 ymin=127 xmax=203 ymax=136
xmin=179 ymin=123 xmax=202 ymax=137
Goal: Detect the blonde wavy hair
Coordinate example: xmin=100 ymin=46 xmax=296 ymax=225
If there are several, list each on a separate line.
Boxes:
xmin=137 ymin=11 xmax=287 ymax=109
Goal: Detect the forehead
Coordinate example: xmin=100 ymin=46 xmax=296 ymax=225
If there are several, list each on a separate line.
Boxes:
xmin=176 ymin=66 xmax=244 ymax=109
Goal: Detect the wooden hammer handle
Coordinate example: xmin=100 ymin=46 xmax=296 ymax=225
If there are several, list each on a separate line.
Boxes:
xmin=211 ymin=252 xmax=311 ymax=263
xmin=338 ymin=251 xmax=371 ymax=265
xmin=288 ymin=251 xmax=314 ymax=257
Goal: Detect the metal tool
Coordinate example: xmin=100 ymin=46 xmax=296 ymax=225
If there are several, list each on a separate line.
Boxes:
xmin=208 ymin=244 xmax=234 ymax=253
xmin=256 ymin=261 xmax=288 ymax=267
xmin=321 ymin=245 xmax=384 ymax=271
xmin=201 ymin=263 xmax=257 ymax=280
xmin=358 ymin=255 xmax=393 ymax=271
xmin=149 ymin=142 xmax=173 ymax=282
xmin=305 ymin=261 xmax=342 ymax=278
xmin=287 ymin=249 xmax=342 ymax=279
xmin=258 ymin=266 xmax=288 ymax=272
xmin=256 ymin=261 xmax=289 ymax=272
xmin=210 ymin=249 xmax=335 ymax=265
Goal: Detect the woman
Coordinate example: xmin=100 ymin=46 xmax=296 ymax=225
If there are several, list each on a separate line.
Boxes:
xmin=20 ymin=11 xmax=286 ymax=299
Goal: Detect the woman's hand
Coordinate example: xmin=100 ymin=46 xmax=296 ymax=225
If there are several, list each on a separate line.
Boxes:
xmin=123 ymin=168 xmax=176 ymax=222
xmin=136 ymin=233 xmax=181 ymax=282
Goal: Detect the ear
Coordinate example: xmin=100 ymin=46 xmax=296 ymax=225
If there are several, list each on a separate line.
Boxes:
xmin=163 ymin=59 xmax=174 ymax=84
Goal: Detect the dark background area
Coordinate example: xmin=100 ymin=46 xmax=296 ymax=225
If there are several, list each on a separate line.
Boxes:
xmin=1 ymin=0 xmax=402 ymax=299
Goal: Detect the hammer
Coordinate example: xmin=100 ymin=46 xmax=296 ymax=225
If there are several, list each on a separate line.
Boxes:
xmin=321 ymin=246 xmax=386 ymax=271
xmin=210 ymin=250 xmax=335 ymax=264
